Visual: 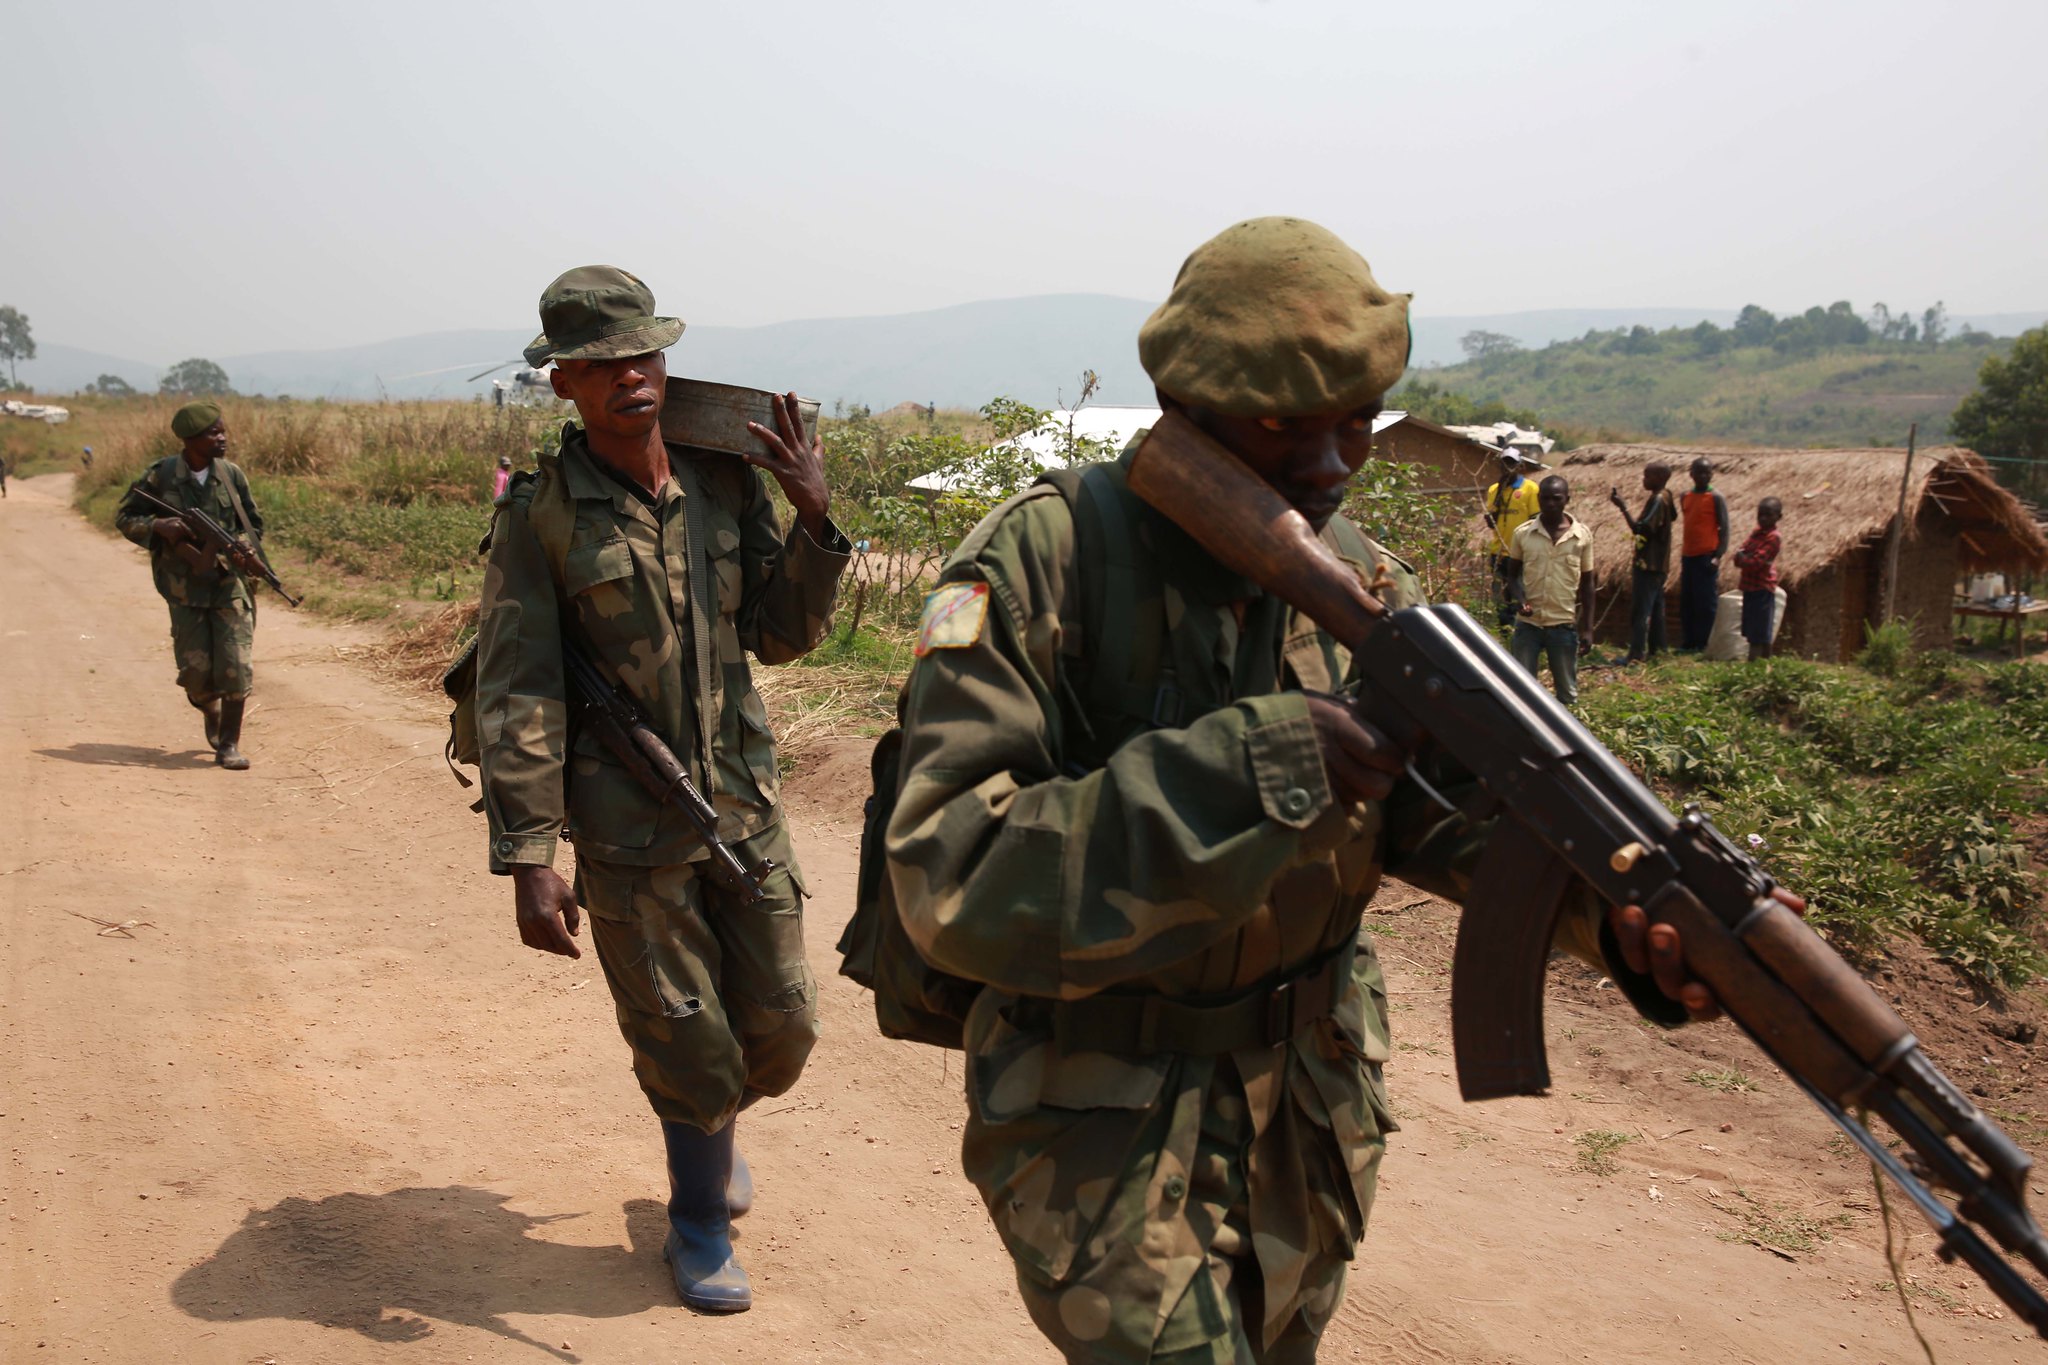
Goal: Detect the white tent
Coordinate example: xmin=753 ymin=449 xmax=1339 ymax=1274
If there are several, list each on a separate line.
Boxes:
xmin=907 ymin=405 xmax=1161 ymax=494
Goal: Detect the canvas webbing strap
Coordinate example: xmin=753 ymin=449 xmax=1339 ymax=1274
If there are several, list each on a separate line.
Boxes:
xmin=1014 ymin=940 xmax=1356 ymax=1057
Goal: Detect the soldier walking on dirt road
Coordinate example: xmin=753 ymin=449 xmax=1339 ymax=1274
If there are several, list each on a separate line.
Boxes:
xmin=885 ymin=218 xmax=1725 ymax=1363
xmin=114 ymin=401 xmax=265 ymax=769
xmin=472 ymin=266 xmax=851 ymax=1314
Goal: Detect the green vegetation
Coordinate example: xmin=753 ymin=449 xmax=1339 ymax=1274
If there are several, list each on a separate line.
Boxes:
xmin=0 ymin=305 xmax=34 ymax=388
xmin=1578 ymin=650 xmax=2048 ymax=985
xmin=1951 ymin=326 xmax=2048 ymax=504
xmin=159 ymin=357 xmax=235 ymax=397
xmin=1573 ymin=1129 xmax=1636 ymax=1175
xmin=1716 ymin=1187 xmax=1853 ymax=1256
xmin=71 ymin=396 xmax=560 ymax=619
xmin=1415 ymin=302 xmax=2015 ymax=465
xmin=1684 ymin=1068 xmax=1761 ymax=1094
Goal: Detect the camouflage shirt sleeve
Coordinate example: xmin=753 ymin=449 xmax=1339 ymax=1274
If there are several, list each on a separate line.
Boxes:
xmin=888 ymin=490 xmax=1348 ymax=1002
xmin=115 ymin=463 xmax=164 ymax=547
xmin=732 ymin=476 xmax=851 ymax=665
xmin=475 ymin=487 xmax=571 ymax=873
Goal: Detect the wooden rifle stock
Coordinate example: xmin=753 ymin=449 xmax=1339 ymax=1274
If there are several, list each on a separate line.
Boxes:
xmin=1124 ymin=410 xmax=1389 ymax=650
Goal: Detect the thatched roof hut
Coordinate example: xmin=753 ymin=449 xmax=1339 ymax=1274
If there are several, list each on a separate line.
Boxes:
xmin=1551 ymin=443 xmax=2048 ymax=660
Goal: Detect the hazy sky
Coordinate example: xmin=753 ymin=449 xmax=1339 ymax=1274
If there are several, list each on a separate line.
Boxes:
xmin=7 ymin=0 xmax=2044 ymax=361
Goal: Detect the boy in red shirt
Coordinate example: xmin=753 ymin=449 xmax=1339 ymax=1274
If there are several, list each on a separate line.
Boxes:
xmin=1732 ymin=497 xmax=1784 ymax=659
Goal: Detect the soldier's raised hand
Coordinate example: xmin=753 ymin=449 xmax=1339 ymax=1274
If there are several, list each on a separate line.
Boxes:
xmin=744 ymin=392 xmax=830 ymax=540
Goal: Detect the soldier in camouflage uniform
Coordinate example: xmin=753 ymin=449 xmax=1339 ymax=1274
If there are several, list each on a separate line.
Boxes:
xmin=474 ymin=266 xmax=850 ymax=1314
xmin=886 ymin=219 xmax=1717 ymax=1363
xmin=115 ymin=401 xmax=264 ymax=769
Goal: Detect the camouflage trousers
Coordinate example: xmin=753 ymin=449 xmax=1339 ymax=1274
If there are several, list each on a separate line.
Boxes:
xmin=166 ymin=599 xmax=254 ymax=703
xmin=573 ymin=820 xmax=818 ymax=1134
xmin=1002 ymin=1048 xmax=1383 ymax=1365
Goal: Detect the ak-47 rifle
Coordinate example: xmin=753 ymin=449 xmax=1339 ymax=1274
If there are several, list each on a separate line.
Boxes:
xmin=562 ymin=641 xmax=771 ymax=904
xmin=128 ymin=483 xmax=302 ymax=607
xmin=1126 ymin=408 xmax=2048 ymax=1338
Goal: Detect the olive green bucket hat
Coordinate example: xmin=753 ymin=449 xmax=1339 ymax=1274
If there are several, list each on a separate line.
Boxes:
xmin=523 ymin=265 xmax=685 ymax=367
xmin=1138 ymin=217 xmax=1411 ymax=417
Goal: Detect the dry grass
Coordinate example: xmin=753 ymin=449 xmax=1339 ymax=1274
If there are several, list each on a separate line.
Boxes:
xmin=366 ymin=601 xmax=477 ymax=695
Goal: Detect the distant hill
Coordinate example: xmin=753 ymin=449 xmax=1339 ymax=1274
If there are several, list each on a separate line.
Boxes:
xmin=1410 ymin=324 xmax=2038 ymax=451
xmin=13 ymin=298 xmax=2046 ymax=412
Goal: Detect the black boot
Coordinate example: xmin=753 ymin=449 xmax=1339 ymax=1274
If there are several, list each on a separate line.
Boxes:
xmin=216 ymin=698 xmax=250 ymax=771
xmin=661 ymin=1120 xmax=751 ymax=1312
xmin=190 ymin=696 xmax=222 ymax=751
xmin=727 ymin=1138 xmax=754 ymax=1220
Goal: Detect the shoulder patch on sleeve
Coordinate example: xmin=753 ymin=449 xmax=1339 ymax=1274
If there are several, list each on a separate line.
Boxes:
xmin=914 ymin=581 xmax=990 ymax=656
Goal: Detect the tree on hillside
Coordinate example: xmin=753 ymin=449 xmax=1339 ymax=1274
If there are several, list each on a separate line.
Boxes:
xmin=1866 ymin=303 xmax=1918 ymax=343
xmin=159 ymin=357 xmax=234 ymax=396
xmin=1732 ymin=304 xmax=1777 ymax=347
xmin=0 ymin=306 xmax=35 ymax=388
xmin=1921 ymin=301 xmax=1948 ymax=347
xmin=1950 ymin=327 xmax=2048 ymax=502
xmin=1459 ymin=329 xmax=1522 ymax=361
xmin=88 ymin=373 xmax=136 ymax=397
xmin=1691 ymin=319 xmax=1728 ymax=356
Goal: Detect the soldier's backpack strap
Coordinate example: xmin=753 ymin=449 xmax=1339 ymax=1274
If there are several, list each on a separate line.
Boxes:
xmin=522 ymin=448 xmax=577 ymax=592
xmin=1036 ymin=462 xmax=1180 ymax=763
xmin=442 ymin=459 xmax=562 ymax=809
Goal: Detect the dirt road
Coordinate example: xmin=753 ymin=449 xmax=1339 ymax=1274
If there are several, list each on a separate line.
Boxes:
xmin=1 ymin=473 xmax=2034 ymax=1363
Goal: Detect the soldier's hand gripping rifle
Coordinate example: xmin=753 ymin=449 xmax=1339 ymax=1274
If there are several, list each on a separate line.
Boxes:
xmin=1127 ymin=408 xmax=2048 ymax=1338
xmin=562 ymin=641 xmax=771 ymax=904
xmin=128 ymin=484 xmax=303 ymax=607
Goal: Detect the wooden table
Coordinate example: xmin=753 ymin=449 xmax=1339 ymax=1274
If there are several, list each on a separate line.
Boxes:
xmin=1954 ymin=599 xmax=2048 ymax=660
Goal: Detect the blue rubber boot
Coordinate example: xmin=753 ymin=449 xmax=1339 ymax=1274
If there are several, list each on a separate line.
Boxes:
xmin=660 ymin=1119 xmax=752 ymax=1312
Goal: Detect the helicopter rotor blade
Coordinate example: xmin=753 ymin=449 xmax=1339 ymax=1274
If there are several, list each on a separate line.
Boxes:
xmin=380 ymin=360 xmax=512 ymax=383
xmin=466 ymin=360 xmax=524 ymax=383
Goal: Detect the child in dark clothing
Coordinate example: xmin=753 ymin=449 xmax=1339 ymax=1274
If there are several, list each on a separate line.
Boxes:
xmin=1733 ymin=496 xmax=1784 ymax=659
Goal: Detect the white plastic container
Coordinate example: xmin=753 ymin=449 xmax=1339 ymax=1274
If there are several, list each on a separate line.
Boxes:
xmin=1703 ymin=588 xmax=1785 ymax=661
xmin=1968 ymin=573 xmax=2007 ymax=604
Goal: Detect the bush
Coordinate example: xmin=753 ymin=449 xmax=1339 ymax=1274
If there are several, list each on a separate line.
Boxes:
xmin=1578 ymin=656 xmax=2046 ymax=985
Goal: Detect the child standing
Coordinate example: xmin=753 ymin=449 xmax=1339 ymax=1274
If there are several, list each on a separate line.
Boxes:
xmin=1733 ymin=497 xmax=1784 ymax=660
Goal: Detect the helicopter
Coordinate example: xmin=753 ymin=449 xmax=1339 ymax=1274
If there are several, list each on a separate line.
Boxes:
xmin=374 ymin=359 xmax=560 ymax=406
xmin=467 ymin=360 xmax=559 ymax=408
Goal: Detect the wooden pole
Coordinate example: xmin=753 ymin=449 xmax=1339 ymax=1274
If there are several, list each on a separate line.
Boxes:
xmin=1880 ymin=422 xmax=1918 ymax=623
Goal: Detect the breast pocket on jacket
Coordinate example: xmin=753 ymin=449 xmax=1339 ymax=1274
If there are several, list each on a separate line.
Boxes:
xmin=564 ymin=535 xmax=638 ymax=634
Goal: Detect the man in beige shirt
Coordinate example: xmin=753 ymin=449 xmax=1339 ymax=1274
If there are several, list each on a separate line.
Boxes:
xmin=1505 ymin=474 xmax=1595 ymax=703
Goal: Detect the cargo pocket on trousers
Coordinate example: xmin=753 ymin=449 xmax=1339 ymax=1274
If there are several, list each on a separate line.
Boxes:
xmin=576 ymin=867 xmax=705 ymax=1022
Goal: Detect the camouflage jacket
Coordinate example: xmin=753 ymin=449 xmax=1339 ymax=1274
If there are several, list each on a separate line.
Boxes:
xmin=887 ymin=448 xmax=1614 ymax=1349
xmin=475 ymin=425 xmax=850 ymax=872
xmin=114 ymin=456 xmax=264 ymax=609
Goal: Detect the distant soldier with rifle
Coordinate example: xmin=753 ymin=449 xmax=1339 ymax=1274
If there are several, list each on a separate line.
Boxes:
xmin=472 ymin=266 xmax=850 ymax=1314
xmin=115 ymin=401 xmax=291 ymax=769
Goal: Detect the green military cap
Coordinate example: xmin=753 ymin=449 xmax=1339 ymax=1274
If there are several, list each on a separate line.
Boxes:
xmin=1137 ymin=217 xmax=1411 ymax=417
xmin=170 ymin=401 xmax=222 ymax=439
xmin=523 ymin=265 xmax=685 ymax=367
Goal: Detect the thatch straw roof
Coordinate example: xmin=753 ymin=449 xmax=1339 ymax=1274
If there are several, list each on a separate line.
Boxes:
xmin=1548 ymin=443 xmax=2048 ymax=590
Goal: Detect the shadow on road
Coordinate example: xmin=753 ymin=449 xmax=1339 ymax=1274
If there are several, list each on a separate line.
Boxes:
xmin=171 ymin=1186 xmax=673 ymax=1361
xmin=35 ymin=743 xmax=216 ymax=769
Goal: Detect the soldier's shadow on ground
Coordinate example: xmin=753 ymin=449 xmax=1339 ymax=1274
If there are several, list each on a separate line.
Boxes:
xmin=171 ymin=1186 xmax=673 ymax=1361
xmin=36 ymin=743 xmax=215 ymax=769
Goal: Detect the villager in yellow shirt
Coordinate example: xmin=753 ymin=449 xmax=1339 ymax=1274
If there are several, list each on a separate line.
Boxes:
xmin=1482 ymin=448 xmax=1542 ymax=626
xmin=1505 ymin=474 xmax=1595 ymax=704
